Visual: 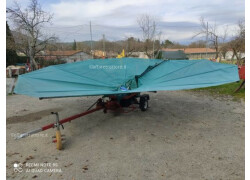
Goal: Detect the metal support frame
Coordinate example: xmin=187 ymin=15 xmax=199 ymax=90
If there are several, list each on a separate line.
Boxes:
xmin=16 ymin=94 xmax=148 ymax=141
xmin=16 ymin=105 xmax=104 ymax=140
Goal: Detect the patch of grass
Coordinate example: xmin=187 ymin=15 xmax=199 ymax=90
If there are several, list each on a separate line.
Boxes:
xmin=220 ymin=60 xmax=237 ymax=65
xmin=192 ymin=80 xmax=245 ymax=100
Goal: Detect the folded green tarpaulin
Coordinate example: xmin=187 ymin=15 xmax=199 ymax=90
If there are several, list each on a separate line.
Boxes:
xmin=14 ymin=58 xmax=239 ymax=98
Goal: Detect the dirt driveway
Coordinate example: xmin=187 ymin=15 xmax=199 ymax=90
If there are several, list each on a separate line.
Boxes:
xmin=6 ymin=91 xmax=244 ymax=180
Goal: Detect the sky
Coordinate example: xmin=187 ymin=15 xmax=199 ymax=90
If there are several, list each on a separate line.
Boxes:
xmin=6 ymin=0 xmax=245 ymax=44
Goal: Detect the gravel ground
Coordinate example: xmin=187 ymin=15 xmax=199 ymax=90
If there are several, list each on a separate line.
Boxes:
xmin=6 ymin=91 xmax=244 ymax=180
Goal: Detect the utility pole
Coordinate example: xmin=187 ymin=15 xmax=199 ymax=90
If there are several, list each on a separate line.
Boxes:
xmin=206 ymin=21 xmax=208 ymax=59
xmin=102 ymin=34 xmax=105 ymax=52
xmin=126 ymin=37 xmax=129 ymax=54
xmin=152 ymin=39 xmax=155 ymax=59
xmin=89 ymin=21 xmax=93 ymax=59
xmin=152 ymin=21 xmax=156 ymax=59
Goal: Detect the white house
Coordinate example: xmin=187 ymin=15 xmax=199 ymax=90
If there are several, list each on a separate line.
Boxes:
xmin=43 ymin=50 xmax=92 ymax=63
xmin=224 ymin=50 xmax=245 ymax=60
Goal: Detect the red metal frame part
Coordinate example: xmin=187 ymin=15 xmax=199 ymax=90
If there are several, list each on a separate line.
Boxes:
xmin=238 ymin=65 xmax=245 ymax=80
xmin=104 ymin=93 xmax=138 ymax=113
xmin=42 ymin=106 xmax=104 ymax=131
xmin=16 ymin=99 xmax=104 ymax=139
xmin=16 ymin=94 xmax=139 ymax=139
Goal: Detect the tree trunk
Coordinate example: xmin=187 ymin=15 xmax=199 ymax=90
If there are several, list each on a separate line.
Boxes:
xmin=231 ymin=52 xmax=235 ymax=64
xmin=215 ymin=37 xmax=219 ymax=59
xmin=215 ymin=47 xmax=219 ymax=59
xmin=232 ymin=48 xmax=240 ymax=65
xmin=30 ymin=55 xmax=38 ymax=70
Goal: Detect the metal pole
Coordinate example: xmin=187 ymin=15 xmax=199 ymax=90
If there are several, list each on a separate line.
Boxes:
xmin=206 ymin=21 xmax=208 ymax=59
xmin=152 ymin=39 xmax=155 ymax=59
xmin=103 ymin=34 xmax=105 ymax=58
xmin=90 ymin=21 xmax=93 ymax=59
xmin=16 ymin=106 xmax=104 ymax=139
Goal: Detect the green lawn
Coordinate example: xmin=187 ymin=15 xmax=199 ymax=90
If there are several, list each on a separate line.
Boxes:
xmin=191 ymin=80 xmax=245 ymax=100
xmin=220 ymin=60 xmax=238 ymax=65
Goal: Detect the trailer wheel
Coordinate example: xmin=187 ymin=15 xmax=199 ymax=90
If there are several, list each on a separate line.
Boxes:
xmin=56 ymin=130 xmax=62 ymax=150
xmin=139 ymin=96 xmax=148 ymax=111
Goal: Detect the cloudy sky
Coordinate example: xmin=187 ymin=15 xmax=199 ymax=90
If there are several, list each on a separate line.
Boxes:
xmin=7 ymin=0 xmax=245 ymax=43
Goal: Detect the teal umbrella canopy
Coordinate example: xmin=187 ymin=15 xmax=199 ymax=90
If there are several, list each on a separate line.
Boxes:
xmin=14 ymin=58 xmax=239 ymax=98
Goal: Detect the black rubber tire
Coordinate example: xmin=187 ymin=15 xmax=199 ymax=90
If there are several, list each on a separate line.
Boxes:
xmin=139 ymin=97 xmax=148 ymax=111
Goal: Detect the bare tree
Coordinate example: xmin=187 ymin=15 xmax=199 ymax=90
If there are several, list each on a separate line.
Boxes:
xmin=123 ymin=37 xmax=145 ymax=56
xmin=228 ymin=20 xmax=245 ymax=64
xmin=194 ymin=17 xmax=224 ymax=59
xmin=217 ymin=25 xmax=228 ymax=61
xmin=188 ymin=40 xmax=206 ymax=48
xmin=6 ymin=21 xmax=19 ymax=66
xmin=219 ymin=42 xmax=229 ymax=60
xmin=7 ymin=0 xmax=55 ymax=70
xmin=137 ymin=14 xmax=157 ymax=58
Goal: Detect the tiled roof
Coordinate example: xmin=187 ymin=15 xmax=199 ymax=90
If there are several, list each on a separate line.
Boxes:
xmin=45 ymin=50 xmax=83 ymax=56
xmin=162 ymin=48 xmax=216 ymax=54
xmin=36 ymin=56 xmax=58 ymax=60
xmin=161 ymin=48 xmax=183 ymax=52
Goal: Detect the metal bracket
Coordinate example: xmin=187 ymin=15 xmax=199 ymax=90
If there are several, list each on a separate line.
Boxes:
xmin=51 ymin=112 xmax=64 ymax=130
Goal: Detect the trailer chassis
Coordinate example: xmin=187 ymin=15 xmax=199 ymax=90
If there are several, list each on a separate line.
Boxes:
xmin=16 ymin=93 xmax=150 ymax=150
